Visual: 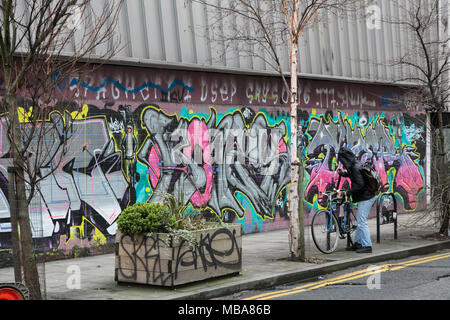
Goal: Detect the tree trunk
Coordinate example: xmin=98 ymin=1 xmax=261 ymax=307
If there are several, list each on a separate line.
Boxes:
xmin=8 ymin=167 xmax=22 ymax=283
xmin=287 ymin=9 xmax=302 ymax=259
xmin=440 ymin=191 xmax=450 ymax=234
xmin=16 ymin=174 xmax=42 ymax=300
xmin=437 ymin=109 xmax=449 ymax=235
xmin=6 ymin=92 xmax=42 ymax=300
xmin=297 ymin=146 xmax=305 ymax=261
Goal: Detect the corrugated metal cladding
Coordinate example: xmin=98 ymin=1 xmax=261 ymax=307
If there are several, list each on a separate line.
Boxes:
xmin=19 ymin=0 xmax=443 ymax=84
xmin=106 ymin=0 xmax=433 ymax=84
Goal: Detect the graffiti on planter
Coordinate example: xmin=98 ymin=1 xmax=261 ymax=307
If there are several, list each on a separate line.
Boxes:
xmin=116 ymin=227 xmax=242 ymax=286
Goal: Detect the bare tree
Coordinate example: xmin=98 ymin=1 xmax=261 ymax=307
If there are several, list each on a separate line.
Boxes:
xmin=0 ymin=0 xmax=123 ymax=299
xmin=190 ymin=0 xmax=362 ymax=261
xmin=380 ymin=0 xmax=450 ymax=235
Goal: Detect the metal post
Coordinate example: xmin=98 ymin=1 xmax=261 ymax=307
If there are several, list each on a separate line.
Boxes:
xmin=346 ymin=204 xmax=353 ymax=247
xmin=376 ymin=195 xmax=381 ymax=243
xmin=392 ymin=193 xmax=398 ymax=240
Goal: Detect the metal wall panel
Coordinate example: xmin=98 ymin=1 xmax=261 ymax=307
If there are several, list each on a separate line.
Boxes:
xmin=160 ymin=0 xmax=182 ymax=63
xmin=298 ymin=27 xmax=311 ymax=74
xmin=191 ymin=0 xmax=212 ymax=65
xmin=390 ymin=0 xmax=403 ymax=81
xmin=329 ymin=10 xmax=343 ymax=77
xmin=175 ymin=0 xmax=198 ymax=64
xmin=318 ymin=10 xmax=332 ymax=76
xmin=308 ymin=20 xmax=323 ymax=75
xmin=126 ymin=0 xmax=149 ymax=59
xmin=10 ymin=0 xmax=442 ymax=85
xmin=382 ymin=0 xmax=394 ymax=81
xmin=356 ymin=8 xmax=370 ymax=80
xmin=144 ymin=0 xmax=166 ymax=61
xmin=338 ymin=9 xmax=352 ymax=78
xmin=375 ymin=0 xmax=387 ymax=81
xmin=348 ymin=10 xmax=361 ymax=78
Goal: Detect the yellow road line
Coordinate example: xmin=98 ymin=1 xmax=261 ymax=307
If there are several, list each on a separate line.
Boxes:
xmin=244 ymin=252 xmax=450 ymax=300
xmin=255 ymin=267 xmax=389 ymax=300
xmin=243 ymin=252 xmax=450 ymax=300
xmin=388 ymin=253 xmax=450 ymax=271
xmin=242 ymin=266 xmax=382 ymax=300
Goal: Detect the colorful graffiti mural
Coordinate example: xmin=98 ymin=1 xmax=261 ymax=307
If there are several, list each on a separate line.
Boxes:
xmin=302 ymin=110 xmax=425 ymax=213
xmin=0 ymin=103 xmax=292 ymax=255
xmin=0 ymin=66 xmax=427 ymax=259
xmin=135 ymin=106 xmax=290 ymax=220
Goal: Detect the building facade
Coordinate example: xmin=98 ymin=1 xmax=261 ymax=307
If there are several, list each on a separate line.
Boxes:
xmin=0 ymin=0 xmax=436 ymax=260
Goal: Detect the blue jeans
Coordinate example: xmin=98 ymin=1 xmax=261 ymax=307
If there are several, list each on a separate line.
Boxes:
xmin=354 ymin=196 xmax=377 ymax=247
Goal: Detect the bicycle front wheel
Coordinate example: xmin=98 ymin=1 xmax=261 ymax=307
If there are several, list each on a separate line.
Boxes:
xmin=311 ymin=210 xmax=339 ymax=254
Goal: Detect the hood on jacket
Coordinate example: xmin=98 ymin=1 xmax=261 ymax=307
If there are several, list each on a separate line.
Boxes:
xmin=338 ymin=147 xmax=356 ymax=170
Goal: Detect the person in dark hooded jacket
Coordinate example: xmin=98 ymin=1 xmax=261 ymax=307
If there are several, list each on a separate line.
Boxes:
xmin=337 ymin=147 xmax=377 ymax=253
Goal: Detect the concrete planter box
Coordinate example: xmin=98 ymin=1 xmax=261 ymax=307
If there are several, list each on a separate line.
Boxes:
xmin=114 ymin=224 xmax=242 ymax=287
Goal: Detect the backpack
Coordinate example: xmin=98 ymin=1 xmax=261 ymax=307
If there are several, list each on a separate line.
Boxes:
xmin=360 ymin=159 xmax=382 ymax=194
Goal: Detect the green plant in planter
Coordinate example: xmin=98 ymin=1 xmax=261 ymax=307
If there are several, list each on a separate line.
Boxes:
xmin=156 ymin=192 xmax=206 ymax=248
xmin=118 ymin=191 xmax=228 ymax=249
xmin=158 ymin=191 xmax=223 ymax=229
xmin=117 ymin=202 xmax=177 ymax=235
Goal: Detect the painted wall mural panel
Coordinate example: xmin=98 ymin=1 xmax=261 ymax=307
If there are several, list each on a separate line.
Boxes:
xmin=300 ymin=109 xmax=426 ymax=225
xmin=0 ymin=66 xmax=426 ymax=260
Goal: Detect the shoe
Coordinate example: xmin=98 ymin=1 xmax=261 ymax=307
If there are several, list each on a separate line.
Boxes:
xmin=345 ymin=242 xmax=362 ymax=251
xmin=356 ymin=246 xmax=372 ymax=253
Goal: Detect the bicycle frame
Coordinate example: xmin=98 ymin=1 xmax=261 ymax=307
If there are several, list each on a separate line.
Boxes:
xmin=321 ymin=175 xmax=356 ymax=248
xmin=323 ymin=193 xmax=354 ymax=241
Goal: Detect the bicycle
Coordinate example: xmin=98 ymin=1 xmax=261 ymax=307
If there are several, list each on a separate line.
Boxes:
xmin=311 ymin=182 xmax=358 ymax=254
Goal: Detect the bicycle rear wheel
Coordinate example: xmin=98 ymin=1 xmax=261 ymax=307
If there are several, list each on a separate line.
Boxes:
xmin=345 ymin=207 xmax=358 ymax=234
xmin=343 ymin=207 xmax=358 ymax=246
xmin=311 ymin=210 xmax=339 ymax=254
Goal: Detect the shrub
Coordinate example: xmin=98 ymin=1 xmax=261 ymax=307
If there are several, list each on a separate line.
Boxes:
xmin=117 ymin=192 xmax=225 ymax=238
xmin=117 ymin=202 xmax=177 ymax=234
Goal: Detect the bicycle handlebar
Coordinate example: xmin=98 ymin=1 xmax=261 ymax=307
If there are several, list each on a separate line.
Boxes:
xmin=319 ymin=189 xmax=350 ymax=206
xmin=319 ymin=189 xmax=346 ymax=195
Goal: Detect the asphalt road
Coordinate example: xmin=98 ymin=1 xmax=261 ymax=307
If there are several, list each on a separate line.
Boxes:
xmin=218 ymin=249 xmax=450 ymax=300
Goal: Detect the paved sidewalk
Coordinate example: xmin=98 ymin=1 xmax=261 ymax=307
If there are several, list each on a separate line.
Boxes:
xmin=1 ymin=213 xmax=449 ymax=300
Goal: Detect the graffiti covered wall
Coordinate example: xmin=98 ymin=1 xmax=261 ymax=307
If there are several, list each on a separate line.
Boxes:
xmin=301 ymin=109 xmax=426 ymax=223
xmin=0 ymin=65 xmax=426 ymax=258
